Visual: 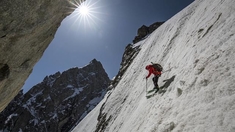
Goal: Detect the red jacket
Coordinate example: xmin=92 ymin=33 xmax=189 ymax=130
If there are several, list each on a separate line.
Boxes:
xmin=145 ymin=65 xmax=161 ymax=79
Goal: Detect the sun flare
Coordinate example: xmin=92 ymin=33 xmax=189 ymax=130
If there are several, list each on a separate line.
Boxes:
xmin=68 ymin=0 xmax=102 ymax=29
xmin=79 ymin=4 xmax=90 ymax=16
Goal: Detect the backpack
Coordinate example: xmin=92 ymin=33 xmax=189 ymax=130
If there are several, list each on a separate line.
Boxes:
xmin=151 ymin=63 xmax=163 ymax=72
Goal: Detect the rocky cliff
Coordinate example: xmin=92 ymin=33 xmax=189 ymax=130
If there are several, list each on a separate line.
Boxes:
xmin=0 ymin=59 xmax=110 ymax=132
xmin=0 ymin=0 xmax=85 ymax=112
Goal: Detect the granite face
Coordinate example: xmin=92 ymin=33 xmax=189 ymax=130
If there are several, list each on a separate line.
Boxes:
xmin=0 ymin=0 xmax=85 ymax=112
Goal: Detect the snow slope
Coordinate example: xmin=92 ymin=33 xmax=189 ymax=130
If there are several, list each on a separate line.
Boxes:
xmin=72 ymin=0 xmax=235 ymax=131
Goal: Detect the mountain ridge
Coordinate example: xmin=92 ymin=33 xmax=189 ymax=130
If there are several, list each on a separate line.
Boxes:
xmin=0 ymin=59 xmax=110 ymax=132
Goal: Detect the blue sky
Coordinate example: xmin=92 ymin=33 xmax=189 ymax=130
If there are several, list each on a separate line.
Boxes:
xmin=23 ymin=0 xmax=194 ymax=92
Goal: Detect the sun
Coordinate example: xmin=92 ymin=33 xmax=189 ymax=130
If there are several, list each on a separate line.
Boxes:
xmin=79 ymin=5 xmax=90 ymax=16
xmin=68 ymin=0 xmax=102 ymax=30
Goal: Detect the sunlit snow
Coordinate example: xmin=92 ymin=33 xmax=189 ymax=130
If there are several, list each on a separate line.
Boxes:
xmin=72 ymin=0 xmax=235 ymax=132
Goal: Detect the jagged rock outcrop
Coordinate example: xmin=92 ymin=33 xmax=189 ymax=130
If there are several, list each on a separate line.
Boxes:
xmin=0 ymin=59 xmax=110 ymax=132
xmin=0 ymin=0 xmax=86 ymax=112
xmin=111 ymin=44 xmax=140 ymax=88
xmin=133 ymin=22 xmax=164 ymax=44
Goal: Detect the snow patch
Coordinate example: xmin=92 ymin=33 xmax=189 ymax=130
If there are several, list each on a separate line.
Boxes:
xmin=29 ymin=119 xmax=39 ymax=126
xmin=63 ymin=87 xmax=85 ymax=101
xmin=5 ymin=113 xmax=18 ymax=124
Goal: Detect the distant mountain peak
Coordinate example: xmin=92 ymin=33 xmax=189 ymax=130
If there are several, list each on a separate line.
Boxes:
xmin=0 ymin=59 xmax=110 ymax=132
xmin=90 ymin=58 xmax=98 ymax=64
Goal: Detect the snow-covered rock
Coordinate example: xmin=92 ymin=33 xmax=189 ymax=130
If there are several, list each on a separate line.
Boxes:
xmin=0 ymin=59 xmax=110 ymax=132
xmin=72 ymin=0 xmax=235 ymax=132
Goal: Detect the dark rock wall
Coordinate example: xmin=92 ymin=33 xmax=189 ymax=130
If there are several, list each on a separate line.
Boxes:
xmin=0 ymin=0 xmax=85 ymax=112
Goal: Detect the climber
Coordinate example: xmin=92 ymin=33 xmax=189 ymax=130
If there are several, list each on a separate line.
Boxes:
xmin=145 ymin=63 xmax=163 ymax=93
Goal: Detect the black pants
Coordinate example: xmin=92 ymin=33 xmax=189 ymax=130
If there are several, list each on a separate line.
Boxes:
xmin=152 ymin=75 xmax=159 ymax=89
